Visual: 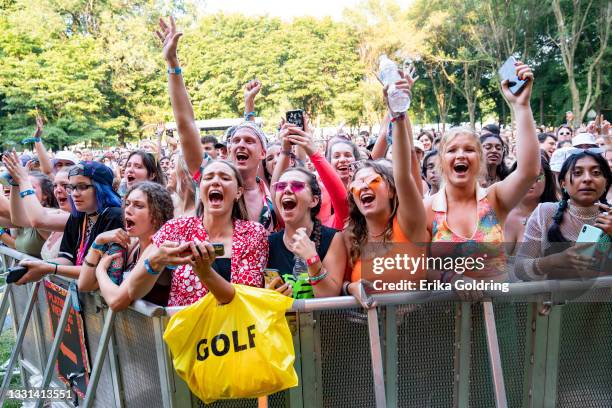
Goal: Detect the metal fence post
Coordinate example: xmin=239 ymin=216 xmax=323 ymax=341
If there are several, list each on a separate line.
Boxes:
xmin=33 ymin=294 xmax=72 ymax=408
xmin=0 ymin=283 xmax=12 ymax=337
xmin=0 ymin=281 xmax=41 ymax=403
xmin=288 ymin=313 xmax=303 ymax=408
xmin=367 ymin=307 xmax=386 ymax=408
xmin=383 ymin=306 xmax=397 ymax=408
xmin=453 ymin=302 xmax=471 ymax=407
xmin=543 ymin=305 xmax=562 ymax=407
xmin=82 ymin=308 xmax=116 ymax=408
xmin=298 ymin=312 xmax=321 ymax=407
xmin=152 ymin=316 xmax=191 ymax=408
xmin=482 ymin=301 xmax=508 ymax=408
xmin=525 ymin=301 xmax=550 ymax=407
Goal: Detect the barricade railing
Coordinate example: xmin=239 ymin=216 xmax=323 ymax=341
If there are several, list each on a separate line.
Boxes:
xmin=0 ymin=245 xmax=611 ymax=407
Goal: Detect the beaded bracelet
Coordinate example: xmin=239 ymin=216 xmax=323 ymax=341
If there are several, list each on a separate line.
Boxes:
xmin=19 ymin=189 xmax=36 ymax=198
xmin=308 ymin=269 xmax=328 ymax=286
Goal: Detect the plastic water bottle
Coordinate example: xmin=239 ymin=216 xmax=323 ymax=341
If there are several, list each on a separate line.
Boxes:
xmin=292 ymin=256 xmax=308 ymax=278
xmin=379 ymin=54 xmax=411 ymax=113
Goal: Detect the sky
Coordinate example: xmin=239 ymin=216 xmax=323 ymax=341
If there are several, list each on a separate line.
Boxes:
xmin=200 ymin=0 xmax=361 ymax=20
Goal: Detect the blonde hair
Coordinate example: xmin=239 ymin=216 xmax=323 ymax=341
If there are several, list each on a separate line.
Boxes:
xmin=436 ymin=127 xmax=484 ymax=183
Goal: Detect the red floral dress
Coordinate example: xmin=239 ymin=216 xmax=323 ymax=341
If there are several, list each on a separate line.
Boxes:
xmin=152 ymin=217 xmax=268 ymax=306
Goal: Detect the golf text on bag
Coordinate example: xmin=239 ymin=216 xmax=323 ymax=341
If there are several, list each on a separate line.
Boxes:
xmin=196 ymin=324 xmax=256 ymax=360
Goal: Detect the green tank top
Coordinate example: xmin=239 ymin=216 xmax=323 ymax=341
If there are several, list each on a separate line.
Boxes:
xmin=15 ymin=227 xmax=46 ymax=258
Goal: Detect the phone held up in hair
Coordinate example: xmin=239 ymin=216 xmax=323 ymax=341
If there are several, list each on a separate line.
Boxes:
xmin=286 ymin=110 xmax=305 ymax=131
xmin=498 ymin=56 xmax=528 ymax=95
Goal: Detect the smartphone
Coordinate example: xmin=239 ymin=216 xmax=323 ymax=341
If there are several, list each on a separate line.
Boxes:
xmin=286 ymin=110 xmax=305 ymax=131
xmin=576 ymin=224 xmax=605 ymax=258
xmin=498 ymin=56 xmax=528 ymax=95
xmin=263 ymin=268 xmax=281 ymax=288
xmin=211 ymin=243 xmax=224 ymax=257
xmin=6 ymin=266 xmax=28 ymax=284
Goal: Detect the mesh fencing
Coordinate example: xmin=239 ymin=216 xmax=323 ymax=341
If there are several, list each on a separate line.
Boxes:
xmin=396 ymin=302 xmax=455 ymax=407
xmin=557 ymin=302 xmax=612 ymax=407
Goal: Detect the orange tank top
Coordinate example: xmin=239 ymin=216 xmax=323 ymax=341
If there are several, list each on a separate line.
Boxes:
xmin=351 ymin=215 xmax=427 ymax=284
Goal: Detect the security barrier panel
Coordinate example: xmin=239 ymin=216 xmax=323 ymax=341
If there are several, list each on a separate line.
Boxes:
xmin=0 ymin=246 xmax=611 ymax=407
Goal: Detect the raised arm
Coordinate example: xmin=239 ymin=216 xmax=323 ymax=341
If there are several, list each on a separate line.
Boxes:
xmin=32 ymin=115 xmax=54 ymax=177
xmin=3 ymin=151 xmax=68 ymax=231
xmin=270 ymin=124 xmax=294 ymax=203
xmin=243 ymin=80 xmax=261 ymax=122
xmin=288 ymin=127 xmax=349 ymax=230
xmin=388 ymin=74 xmax=427 ymax=240
xmin=371 ymin=113 xmax=391 ymax=159
xmin=156 ymin=17 xmax=203 ymax=175
xmin=494 ymin=62 xmax=540 ymax=216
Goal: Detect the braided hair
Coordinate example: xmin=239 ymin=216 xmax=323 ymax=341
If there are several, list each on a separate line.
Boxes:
xmin=547 ymin=151 xmax=612 ymax=243
xmin=280 ymin=168 xmax=323 ymax=251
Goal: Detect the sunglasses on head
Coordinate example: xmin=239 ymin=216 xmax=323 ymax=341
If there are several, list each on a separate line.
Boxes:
xmin=568 ymin=147 xmax=604 ymax=156
xmin=272 ymin=181 xmax=306 ymax=193
xmin=349 ymin=175 xmax=383 ymax=196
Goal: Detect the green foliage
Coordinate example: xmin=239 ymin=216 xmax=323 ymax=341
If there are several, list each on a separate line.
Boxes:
xmin=0 ymin=0 xmax=609 ymax=148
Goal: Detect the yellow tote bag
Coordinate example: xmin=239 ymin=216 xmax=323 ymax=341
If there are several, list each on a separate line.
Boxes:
xmin=163 ymin=284 xmax=298 ymax=403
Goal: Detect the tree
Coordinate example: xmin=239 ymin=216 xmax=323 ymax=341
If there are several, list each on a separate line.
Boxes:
xmin=551 ymin=0 xmax=611 ymax=126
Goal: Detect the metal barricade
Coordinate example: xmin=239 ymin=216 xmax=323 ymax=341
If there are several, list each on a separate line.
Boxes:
xmin=0 ymin=246 xmax=611 ymax=407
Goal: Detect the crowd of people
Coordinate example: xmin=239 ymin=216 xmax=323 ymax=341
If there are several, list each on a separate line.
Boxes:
xmin=0 ymin=16 xmax=611 ymax=310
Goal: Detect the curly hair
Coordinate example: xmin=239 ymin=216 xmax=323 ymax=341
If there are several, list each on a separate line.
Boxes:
xmin=123 ymin=181 xmax=174 ymax=231
xmin=345 ymin=160 xmax=397 ymax=264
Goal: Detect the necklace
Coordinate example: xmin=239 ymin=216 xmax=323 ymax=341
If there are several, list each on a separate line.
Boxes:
xmin=567 ymin=203 xmax=599 ymax=221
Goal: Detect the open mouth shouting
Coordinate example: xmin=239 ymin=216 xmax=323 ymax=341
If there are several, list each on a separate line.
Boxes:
xmin=208 ymin=189 xmax=225 ymax=207
xmin=281 ymin=195 xmax=298 ymax=213
xmin=359 ymin=191 xmax=376 ymax=208
xmin=234 ymin=151 xmax=250 ymax=166
xmin=126 ymin=175 xmax=136 ymax=186
xmin=125 ymin=217 xmax=136 ymax=233
xmin=453 ymin=162 xmax=469 ymax=177
xmin=336 ymin=163 xmax=350 ymax=176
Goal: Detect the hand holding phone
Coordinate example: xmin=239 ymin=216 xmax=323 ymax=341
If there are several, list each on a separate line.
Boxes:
xmin=498 ymin=56 xmax=529 ymax=95
xmin=286 ymin=110 xmax=305 ymax=131
xmin=6 ymin=266 xmax=28 ymax=284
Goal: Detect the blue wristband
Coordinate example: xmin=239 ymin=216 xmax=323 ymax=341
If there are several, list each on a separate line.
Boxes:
xmin=21 ymin=137 xmax=41 ymax=144
xmin=167 ymin=67 xmax=182 ymax=75
xmin=244 ymin=111 xmax=256 ymax=120
xmin=144 ymin=258 xmax=161 ymax=276
xmin=19 ymin=189 xmax=35 ymax=198
xmin=91 ymin=241 xmax=109 ymax=253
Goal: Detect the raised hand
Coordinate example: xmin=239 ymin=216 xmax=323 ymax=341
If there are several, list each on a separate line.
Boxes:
xmin=34 ymin=113 xmax=44 ymax=138
xmin=501 ymin=61 xmax=533 ymax=107
xmin=244 ymin=80 xmax=262 ymax=103
xmin=155 ymin=16 xmax=183 ymax=64
xmin=2 ymin=150 xmax=28 ymax=185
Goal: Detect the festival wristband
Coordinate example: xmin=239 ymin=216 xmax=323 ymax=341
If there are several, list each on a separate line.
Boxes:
xmin=309 ymin=270 xmax=328 ymax=285
xmin=390 ymin=113 xmax=406 ymax=122
xmin=244 ymin=111 xmax=256 ymax=120
xmin=144 ymin=258 xmax=161 ymax=276
xmin=306 ymin=255 xmax=320 ymax=267
xmin=0 ymin=228 xmax=5 ymax=235
xmin=21 ymin=137 xmax=41 ymax=144
xmin=47 ymin=261 xmax=58 ymax=275
xmin=167 ymin=67 xmax=182 ymax=75
xmin=341 ymin=281 xmax=351 ymax=296
xmin=91 ymin=242 xmax=109 ymax=253
xmin=19 ymin=189 xmax=35 ymax=198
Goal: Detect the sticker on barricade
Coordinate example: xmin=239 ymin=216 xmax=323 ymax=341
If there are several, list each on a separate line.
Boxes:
xmin=44 ymin=280 xmax=91 ymax=398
